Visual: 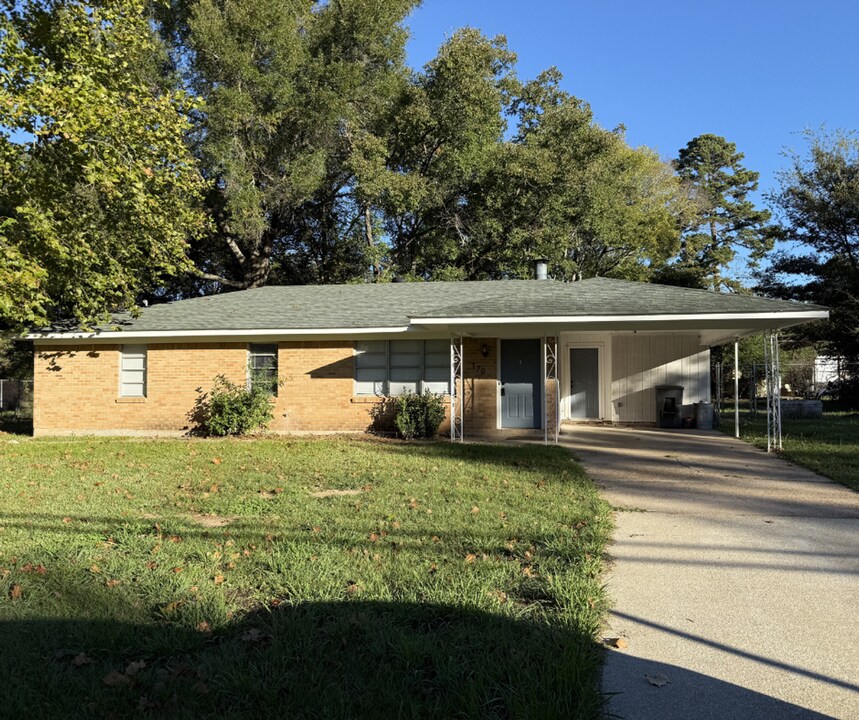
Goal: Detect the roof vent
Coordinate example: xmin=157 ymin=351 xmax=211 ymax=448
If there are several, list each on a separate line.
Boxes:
xmin=534 ymin=259 xmax=548 ymax=280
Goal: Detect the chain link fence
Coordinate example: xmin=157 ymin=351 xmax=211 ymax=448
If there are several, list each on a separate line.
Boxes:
xmin=712 ymin=359 xmax=859 ymax=414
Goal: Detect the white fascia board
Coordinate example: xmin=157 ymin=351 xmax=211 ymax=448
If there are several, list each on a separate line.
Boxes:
xmin=410 ymin=311 xmax=829 ymax=325
xmin=27 ymin=326 xmax=412 ymax=342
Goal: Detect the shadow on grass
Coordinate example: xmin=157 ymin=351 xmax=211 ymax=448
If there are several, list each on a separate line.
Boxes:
xmin=0 ymin=412 xmax=32 ymax=436
xmin=2 ymin=595 xmax=603 ymax=719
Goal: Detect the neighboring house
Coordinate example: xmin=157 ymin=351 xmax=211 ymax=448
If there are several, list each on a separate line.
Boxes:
xmin=27 ymin=275 xmax=827 ymax=438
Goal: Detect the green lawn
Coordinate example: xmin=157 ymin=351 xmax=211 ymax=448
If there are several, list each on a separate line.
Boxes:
xmin=0 ymin=433 xmax=611 ymax=719
xmin=733 ymin=409 xmax=859 ymax=491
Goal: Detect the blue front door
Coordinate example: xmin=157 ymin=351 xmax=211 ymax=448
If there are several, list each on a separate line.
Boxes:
xmin=500 ymin=339 xmax=542 ymax=429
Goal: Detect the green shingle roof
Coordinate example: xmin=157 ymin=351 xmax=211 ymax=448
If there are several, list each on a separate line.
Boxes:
xmin=92 ymin=278 xmax=824 ymax=333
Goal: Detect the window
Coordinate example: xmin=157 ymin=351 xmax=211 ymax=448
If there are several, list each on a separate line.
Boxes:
xmin=248 ymin=344 xmax=278 ymax=395
xmin=355 ymin=340 xmax=450 ymax=396
xmin=120 ymin=345 xmax=147 ymax=397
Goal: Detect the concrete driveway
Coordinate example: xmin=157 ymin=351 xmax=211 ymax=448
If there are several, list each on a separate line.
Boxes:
xmin=558 ymin=424 xmax=859 ymax=720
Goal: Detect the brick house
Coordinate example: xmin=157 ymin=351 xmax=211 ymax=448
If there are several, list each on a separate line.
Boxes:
xmin=28 ymin=275 xmax=827 ymax=438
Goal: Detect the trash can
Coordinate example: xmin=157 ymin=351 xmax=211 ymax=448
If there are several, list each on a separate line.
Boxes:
xmin=655 ymin=385 xmax=684 ymax=428
xmin=695 ymin=401 xmax=714 ymax=430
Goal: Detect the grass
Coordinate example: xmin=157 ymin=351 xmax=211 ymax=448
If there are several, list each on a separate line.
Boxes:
xmin=730 ymin=408 xmax=859 ymax=492
xmin=0 ymin=433 xmax=612 ymax=719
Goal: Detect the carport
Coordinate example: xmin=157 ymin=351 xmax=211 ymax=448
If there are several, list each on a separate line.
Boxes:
xmin=428 ymin=277 xmax=828 ymax=448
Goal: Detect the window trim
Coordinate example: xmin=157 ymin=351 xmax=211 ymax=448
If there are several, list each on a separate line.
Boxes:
xmin=119 ymin=344 xmax=147 ymax=398
xmin=354 ymin=340 xmax=449 ymax=397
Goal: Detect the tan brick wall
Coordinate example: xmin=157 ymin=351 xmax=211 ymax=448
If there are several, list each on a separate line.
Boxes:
xmin=33 ymin=343 xmax=248 ymax=434
xmin=32 ymin=338 xmax=563 ymax=437
xmin=29 ymin=337 xmax=575 ymax=438
xmin=460 ymin=338 xmax=499 ymax=433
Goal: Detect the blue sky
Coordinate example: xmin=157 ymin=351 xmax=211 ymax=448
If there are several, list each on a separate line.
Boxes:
xmin=405 ymin=0 xmax=857 ymax=221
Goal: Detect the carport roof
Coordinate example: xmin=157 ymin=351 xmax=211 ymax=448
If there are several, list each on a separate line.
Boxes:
xmin=29 ymin=277 xmax=828 ymax=341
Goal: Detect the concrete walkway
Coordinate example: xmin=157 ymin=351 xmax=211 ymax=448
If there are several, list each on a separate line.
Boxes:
xmin=558 ymin=424 xmax=859 ymax=720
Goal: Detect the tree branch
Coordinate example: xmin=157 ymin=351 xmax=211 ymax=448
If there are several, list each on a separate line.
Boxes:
xmin=193 ymin=270 xmax=247 ymax=289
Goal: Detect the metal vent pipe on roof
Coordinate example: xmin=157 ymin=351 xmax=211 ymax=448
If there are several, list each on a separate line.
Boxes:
xmin=535 ymin=259 xmax=548 ymax=280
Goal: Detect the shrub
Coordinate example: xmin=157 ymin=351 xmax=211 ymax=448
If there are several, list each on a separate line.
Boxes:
xmin=394 ymin=390 xmax=446 ymax=439
xmin=193 ymin=375 xmax=275 ymax=436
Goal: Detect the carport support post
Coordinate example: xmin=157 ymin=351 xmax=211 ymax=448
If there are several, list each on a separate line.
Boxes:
xmin=764 ymin=330 xmax=783 ymax=452
xmin=450 ymin=336 xmax=464 ymax=443
xmin=542 ymin=335 xmax=559 ymax=445
xmin=734 ymin=339 xmax=740 ymax=438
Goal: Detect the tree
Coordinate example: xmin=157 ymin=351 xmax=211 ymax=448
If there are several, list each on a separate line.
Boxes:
xmin=382 ymin=63 xmax=684 ymax=282
xmin=376 ymin=27 xmax=518 ymax=279
xmin=159 ymin=0 xmax=418 ymax=290
xmin=758 ymin=129 xmax=859 ymax=360
xmin=0 ymin=0 xmax=207 ymax=330
xmin=675 ymin=134 xmax=778 ymax=291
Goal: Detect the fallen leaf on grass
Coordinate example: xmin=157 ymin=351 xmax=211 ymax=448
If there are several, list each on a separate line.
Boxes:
xmin=605 ymin=637 xmax=628 ymax=649
xmin=211 ymin=458 xmax=222 ymax=465
xmin=72 ymin=653 xmax=93 ymax=667
xmin=470 ymin=506 xmax=480 ymax=515
xmin=9 ymin=584 xmax=22 ymax=600
xmin=103 ymin=671 xmax=132 ymax=688
xmin=105 ymin=579 xmax=121 ymax=588
xmin=464 ymin=554 xmax=477 ymax=564
xmin=146 ymin=561 xmax=158 ymax=571
xmin=171 ymin=567 xmax=183 ymax=574
xmin=196 ymin=621 xmax=212 ymax=634
xmin=645 ymin=672 xmax=670 ymax=687
xmin=125 ymin=660 xmax=146 ymax=675
xmin=213 ymin=575 xmax=224 ymax=585
xmin=62 ymin=517 xmax=73 ymax=524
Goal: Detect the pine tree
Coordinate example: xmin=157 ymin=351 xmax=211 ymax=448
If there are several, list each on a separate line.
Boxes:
xmin=675 ymin=134 xmax=778 ymax=291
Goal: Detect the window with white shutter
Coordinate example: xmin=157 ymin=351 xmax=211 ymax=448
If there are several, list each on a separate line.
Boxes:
xmin=120 ymin=345 xmax=147 ymax=397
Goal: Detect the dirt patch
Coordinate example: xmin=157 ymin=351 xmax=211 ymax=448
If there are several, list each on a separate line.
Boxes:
xmin=186 ymin=513 xmax=237 ymax=528
xmin=309 ymin=489 xmax=363 ymax=498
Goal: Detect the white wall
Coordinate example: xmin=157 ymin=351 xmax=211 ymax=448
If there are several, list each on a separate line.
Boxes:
xmin=610 ymin=334 xmax=710 ymax=423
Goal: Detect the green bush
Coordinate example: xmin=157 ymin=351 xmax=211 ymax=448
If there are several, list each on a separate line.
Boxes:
xmin=193 ymin=375 xmax=275 ymax=436
xmin=394 ymin=390 xmax=446 ymax=439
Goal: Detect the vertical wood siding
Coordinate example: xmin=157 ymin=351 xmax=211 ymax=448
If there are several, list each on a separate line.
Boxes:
xmin=611 ymin=334 xmax=710 ymax=422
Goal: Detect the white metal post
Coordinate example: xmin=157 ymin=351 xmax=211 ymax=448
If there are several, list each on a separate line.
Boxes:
xmin=450 ymin=336 xmax=464 ymax=443
xmin=542 ymin=337 xmax=548 ymax=445
xmin=734 ymin=339 xmax=740 ymax=438
xmin=554 ymin=332 xmax=560 ymax=443
xmin=764 ymin=330 xmax=783 ymax=452
xmin=459 ymin=336 xmax=464 ymax=441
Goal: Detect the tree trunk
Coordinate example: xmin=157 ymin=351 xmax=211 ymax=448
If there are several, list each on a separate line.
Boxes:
xmin=365 ymin=206 xmax=380 ymax=281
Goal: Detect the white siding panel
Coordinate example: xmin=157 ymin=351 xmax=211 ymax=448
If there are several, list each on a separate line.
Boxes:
xmin=611 ymin=334 xmax=710 ymax=423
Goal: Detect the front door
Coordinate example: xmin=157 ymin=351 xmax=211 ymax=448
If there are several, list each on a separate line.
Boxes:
xmin=570 ymin=348 xmax=600 ymax=419
xmin=500 ymin=339 xmax=542 ymax=429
